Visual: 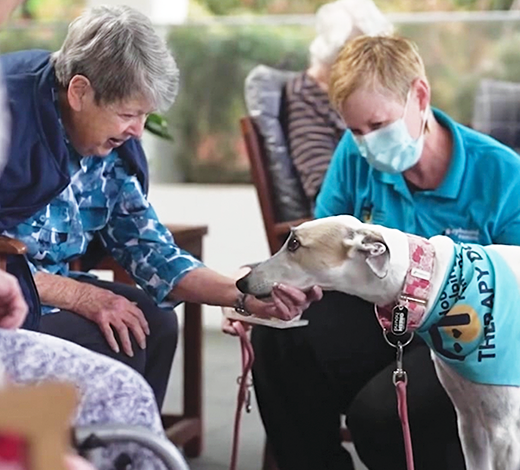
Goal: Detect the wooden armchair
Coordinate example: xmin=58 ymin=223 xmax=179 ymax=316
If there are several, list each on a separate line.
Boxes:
xmin=70 ymin=224 xmax=207 ymax=458
xmin=0 ymin=236 xmax=27 ymax=269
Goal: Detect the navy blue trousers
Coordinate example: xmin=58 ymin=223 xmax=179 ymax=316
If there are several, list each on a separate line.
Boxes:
xmin=39 ymin=277 xmax=178 ymax=409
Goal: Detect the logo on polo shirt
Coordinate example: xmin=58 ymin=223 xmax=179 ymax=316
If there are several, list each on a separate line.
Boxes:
xmin=444 ymin=228 xmax=480 ymax=243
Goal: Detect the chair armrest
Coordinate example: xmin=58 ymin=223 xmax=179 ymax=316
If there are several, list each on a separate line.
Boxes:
xmin=0 ymin=236 xmax=27 ymax=255
xmin=273 ymin=218 xmax=313 ymax=236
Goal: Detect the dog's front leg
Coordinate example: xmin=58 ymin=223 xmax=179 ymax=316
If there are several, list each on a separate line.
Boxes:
xmin=457 ymin=421 xmax=492 ymax=470
xmin=449 ymin=382 xmax=520 ymax=470
xmin=433 ymin=355 xmax=520 ymax=469
xmin=432 ymin=356 xmax=493 ymax=469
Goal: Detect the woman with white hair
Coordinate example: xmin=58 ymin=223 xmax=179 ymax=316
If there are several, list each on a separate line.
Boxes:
xmin=0 ymin=1 xmax=318 ymax=423
xmin=284 ymin=0 xmax=393 ymax=205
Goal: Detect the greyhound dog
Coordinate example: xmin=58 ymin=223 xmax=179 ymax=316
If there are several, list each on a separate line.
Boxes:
xmin=237 ymin=215 xmax=520 ymax=470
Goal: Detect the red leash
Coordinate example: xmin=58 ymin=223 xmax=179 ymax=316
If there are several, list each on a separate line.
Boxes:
xmin=229 ymin=321 xmax=255 ymax=470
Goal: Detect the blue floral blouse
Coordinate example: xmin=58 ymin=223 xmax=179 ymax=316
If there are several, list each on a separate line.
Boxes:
xmin=3 ymin=148 xmax=203 ymax=312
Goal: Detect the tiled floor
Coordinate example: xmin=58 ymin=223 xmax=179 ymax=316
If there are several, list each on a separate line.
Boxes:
xmin=162 ymin=329 xmax=367 ymax=470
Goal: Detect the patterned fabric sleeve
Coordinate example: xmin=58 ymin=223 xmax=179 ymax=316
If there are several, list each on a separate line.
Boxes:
xmin=99 ymin=177 xmax=204 ymax=305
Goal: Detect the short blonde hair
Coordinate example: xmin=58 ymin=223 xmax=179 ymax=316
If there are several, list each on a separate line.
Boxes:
xmin=329 ymin=35 xmax=426 ymax=111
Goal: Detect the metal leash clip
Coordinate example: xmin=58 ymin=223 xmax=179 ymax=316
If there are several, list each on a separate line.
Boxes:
xmin=383 ymin=330 xmax=414 ymax=385
xmin=392 ymin=341 xmax=407 ymax=385
xmin=245 ymin=387 xmax=252 ymax=413
xmin=382 ymin=329 xmax=416 ymax=470
xmin=236 ymin=375 xmax=253 ymax=413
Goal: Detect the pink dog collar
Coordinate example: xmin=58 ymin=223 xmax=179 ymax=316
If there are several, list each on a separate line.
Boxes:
xmin=375 ymin=235 xmax=435 ymax=335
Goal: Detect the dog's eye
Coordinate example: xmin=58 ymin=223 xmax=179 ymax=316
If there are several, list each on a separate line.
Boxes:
xmin=287 ymin=236 xmax=300 ymax=252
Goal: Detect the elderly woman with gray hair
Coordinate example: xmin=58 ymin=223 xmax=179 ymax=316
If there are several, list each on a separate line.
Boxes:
xmin=0 ymin=3 xmax=186 ymax=470
xmin=284 ymin=0 xmax=393 ymax=205
xmin=0 ymin=1 xmax=318 ymax=424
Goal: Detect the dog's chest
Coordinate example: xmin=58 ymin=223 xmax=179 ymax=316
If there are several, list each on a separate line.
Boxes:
xmin=417 ymin=243 xmax=520 ymax=386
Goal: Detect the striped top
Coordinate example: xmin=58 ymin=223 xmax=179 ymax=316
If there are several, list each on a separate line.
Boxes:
xmin=284 ymin=71 xmax=346 ymax=202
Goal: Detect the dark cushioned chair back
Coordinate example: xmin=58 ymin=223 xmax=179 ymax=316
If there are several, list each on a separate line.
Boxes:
xmin=473 ymin=79 xmax=520 ymax=152
xmin=244 ymin=65 xmax=311 ymax=222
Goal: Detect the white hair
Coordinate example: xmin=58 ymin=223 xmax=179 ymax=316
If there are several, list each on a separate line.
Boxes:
xmin=52 ymin=5 xmax=179 ymax=111
xmin=309 ymin=0 xmax=394 ymax=67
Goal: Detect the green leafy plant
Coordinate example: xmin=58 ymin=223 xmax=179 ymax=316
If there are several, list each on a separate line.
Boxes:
xmin=145 ymin=113 xmax=173 ymax=140
xmin=166 ymin=24 xmax=310 ymax=183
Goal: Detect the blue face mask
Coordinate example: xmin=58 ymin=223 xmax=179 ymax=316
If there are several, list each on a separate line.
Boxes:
xmin=353 ymin=94 xmax=427 ymax=174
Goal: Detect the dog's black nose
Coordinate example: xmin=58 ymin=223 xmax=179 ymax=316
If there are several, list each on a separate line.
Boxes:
xmin=236 ymin=275 xmax=249 ymax=293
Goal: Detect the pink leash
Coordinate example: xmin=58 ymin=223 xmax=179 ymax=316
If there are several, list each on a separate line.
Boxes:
xmin=396 ymin=380 xmax=414 ymax=470
xmin=389 ymin=336 xmax=415 ymax=470
xmin=374 ymin=234 xmax=436 ymax=470
xmin=229 ymin=322 xmax=416 ymax=470
xmin=229 ymin=321 xmax=255 ymax=470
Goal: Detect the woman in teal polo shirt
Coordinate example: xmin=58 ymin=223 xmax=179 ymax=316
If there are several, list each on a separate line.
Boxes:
xmin=251 ymin=35 xmax=520 ymax=470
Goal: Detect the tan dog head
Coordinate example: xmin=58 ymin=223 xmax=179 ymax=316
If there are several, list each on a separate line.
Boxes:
xmin=237 ymin=215 xmax=404 ymax=304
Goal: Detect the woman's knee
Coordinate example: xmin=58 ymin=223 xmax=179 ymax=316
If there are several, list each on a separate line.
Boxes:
xmin=130 ymin=290 xmax=178 ymax=338
xmin=149 ymin=308 xmax=178 ymax=355
xmin=120 ymin=287 xmax=179 ymax=352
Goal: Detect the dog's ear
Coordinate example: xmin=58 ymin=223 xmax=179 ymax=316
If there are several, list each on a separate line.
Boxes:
xmin=344 ymin=231 xmax=389 ymax=278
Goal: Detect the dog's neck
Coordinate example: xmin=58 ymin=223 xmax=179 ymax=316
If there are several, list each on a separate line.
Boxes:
xmin=376 ymin=234 xmax=436 ymax=332
xmin=337 ymin=228 xmax=454 ymax=331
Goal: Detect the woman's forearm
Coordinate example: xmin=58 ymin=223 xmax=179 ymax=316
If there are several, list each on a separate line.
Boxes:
xmin=169 ymin=267 xmax=239 ymax=307
xmin=36 ymin=268 xmax=241 ymax=312
xmin=34 ymin=271 xmax=86 ymax=311
xmin=170 ymin=266 xmax=319 ymax=322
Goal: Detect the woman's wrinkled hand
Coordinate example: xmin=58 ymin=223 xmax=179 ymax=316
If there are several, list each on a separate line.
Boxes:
xmin=247 ymin=283 xmax=323 ymax=321
xmin=73 ymin=283 xmax=150 ymax=357
xmin=220 ymin=264 xmax=323 ymax=336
